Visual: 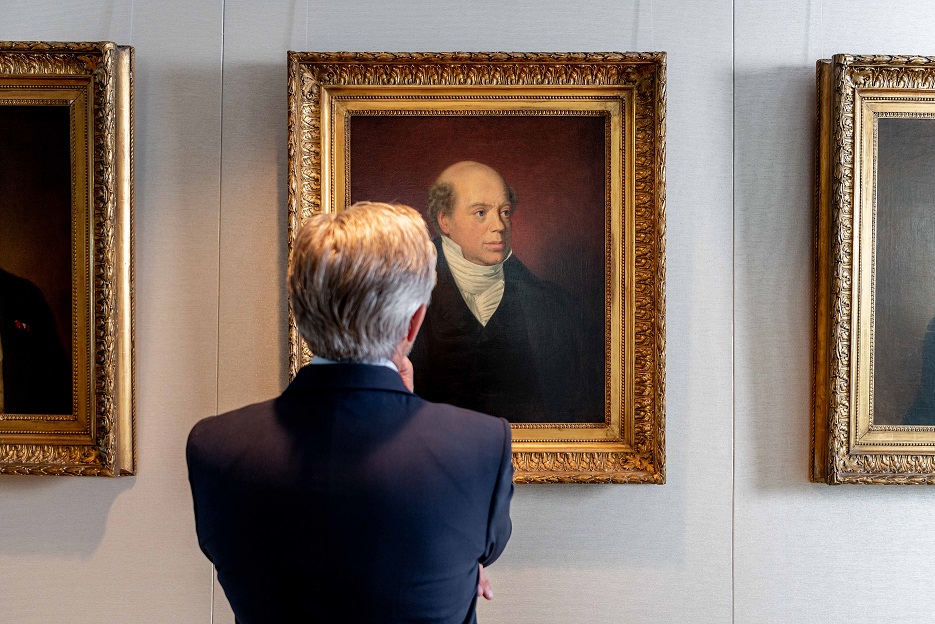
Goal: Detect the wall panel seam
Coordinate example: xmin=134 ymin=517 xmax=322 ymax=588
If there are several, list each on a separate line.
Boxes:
xmin=730 ymin=0 xmax=737 ymax=622
xmin=212 ymin=0 xmax=228 ymax=622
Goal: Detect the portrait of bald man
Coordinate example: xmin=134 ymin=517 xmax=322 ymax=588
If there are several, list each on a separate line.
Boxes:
xmin=410 ymin=161 xmax=599 ymax=424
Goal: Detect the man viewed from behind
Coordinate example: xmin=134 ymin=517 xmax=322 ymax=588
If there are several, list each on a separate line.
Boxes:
xmin=187 ymin=202 xmax=513 ymax=624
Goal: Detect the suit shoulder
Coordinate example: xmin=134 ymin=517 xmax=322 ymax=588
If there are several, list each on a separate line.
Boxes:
xmin=186 ymin=399 xmax=278 ymax=460
xmin=414 ymin=399 xmax=510 ymax=443
xmin=408 ymin=400 xmax=511 ymax=475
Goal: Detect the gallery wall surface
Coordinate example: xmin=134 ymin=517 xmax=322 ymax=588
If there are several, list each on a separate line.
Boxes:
xmin=0 ymin=1 xmax=931 ymax=623
xmin=216 ymin=2 xmax=734 ymax=622
xmin=0 ymin=1 xmax=223 ymax=622
xmin=733 ymin=1 xmax=935 ymax=621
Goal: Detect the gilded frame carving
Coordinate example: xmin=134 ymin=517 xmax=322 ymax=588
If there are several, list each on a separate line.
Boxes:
xmin=288 ymin=52 xmax=665 ymax=483
xmin=0 ymin=42 xmax=135 ymax=476
xmin=814 ymin=54 xmax=935 ymax=484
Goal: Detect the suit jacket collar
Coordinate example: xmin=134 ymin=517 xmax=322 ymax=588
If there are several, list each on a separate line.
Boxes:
xmin=285 ymin=362 xmax=411 ymax=395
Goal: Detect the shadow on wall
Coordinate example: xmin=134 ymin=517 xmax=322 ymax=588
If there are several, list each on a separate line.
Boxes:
xmin=733 ymin=65 xmax=819 ymax=492
xmin=506 ymin=478 xmax=688 ymax=568
xmin=217 ymin=60 xmax=291 ymax=391
xmin=0 ymin=477 xmax=133 ymax=556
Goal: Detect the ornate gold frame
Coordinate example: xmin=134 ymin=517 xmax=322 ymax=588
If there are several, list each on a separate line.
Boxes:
xmin=0 ymin=42 xmax=135 ymax=476
xmin=288 ymin=52 xmax=665 ymax=483
xmin=814 ymin=54 xmax=935 ymax=484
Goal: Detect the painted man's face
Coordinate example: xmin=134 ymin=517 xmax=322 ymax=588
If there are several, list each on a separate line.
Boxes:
xmin=438 ymin=164 xmax=513 ymax=266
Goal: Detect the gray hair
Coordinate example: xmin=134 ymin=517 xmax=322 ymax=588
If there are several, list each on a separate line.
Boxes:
xmin=426 ymin=180 xmax=518 ymax=236
xmin=288 ymin=202 xmax=437 ymax=362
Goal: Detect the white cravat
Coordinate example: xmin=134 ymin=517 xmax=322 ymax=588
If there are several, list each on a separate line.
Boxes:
xmin=441 ymin=236 xmax=510 ymax=326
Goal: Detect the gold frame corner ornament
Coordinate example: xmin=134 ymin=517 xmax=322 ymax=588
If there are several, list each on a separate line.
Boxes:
xmin=813 ymin=54 xmax=935 ymax=484
xmin=287 ymin=52 xmax=665 ymax=484
xmin=0 ymin=41 xmax=135 ymax=476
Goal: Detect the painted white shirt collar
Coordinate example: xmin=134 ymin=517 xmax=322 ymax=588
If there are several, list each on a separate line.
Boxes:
xmin=440 ymin=235 xmax=511 ymax=327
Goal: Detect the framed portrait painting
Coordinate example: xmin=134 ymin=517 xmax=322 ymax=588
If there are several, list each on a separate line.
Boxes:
xmin=288 ymin=52 xmax=666 ymax=483
xmin=814 ymin=54 xmax=935 ymax=484
xmin=0 ymin=42 xmax=135 ymax=476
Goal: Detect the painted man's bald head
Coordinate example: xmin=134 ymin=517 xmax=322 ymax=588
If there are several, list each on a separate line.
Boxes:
xmin=427 ymin=161 xmax=517 ymax=233
xmin=427 ymin=161 xmax=517 ymax=266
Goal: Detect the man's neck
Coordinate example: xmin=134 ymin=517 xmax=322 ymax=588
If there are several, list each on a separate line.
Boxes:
xmin=310 ymin=355 xmax=398 ymax=372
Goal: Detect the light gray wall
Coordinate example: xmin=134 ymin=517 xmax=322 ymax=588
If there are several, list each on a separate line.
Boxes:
xmin=733 ymin=1 xmax=935 ymax=622
xmin=0 ymin=1 xmax=931 ymax=622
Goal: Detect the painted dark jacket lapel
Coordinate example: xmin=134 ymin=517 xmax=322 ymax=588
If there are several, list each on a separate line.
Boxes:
xmin=410 ymin=238 xmax=599 ymax=423
xmin=411 ymin=240 xmax=552 ymax=422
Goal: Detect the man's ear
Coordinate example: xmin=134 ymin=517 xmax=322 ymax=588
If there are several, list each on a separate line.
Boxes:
xmin=407 ymin=304 xmax=427 ymax=343
xmin=437 ymin=213 xmax=451 ymax=236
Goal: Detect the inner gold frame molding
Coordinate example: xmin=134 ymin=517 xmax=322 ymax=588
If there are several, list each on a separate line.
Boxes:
xmin=814 ymin=54 xmax=935 ymax=484
xmin=0 ymin=42 xmax=135 ymax=476
xmin=288 ymin=52 xmax=666 ymax=483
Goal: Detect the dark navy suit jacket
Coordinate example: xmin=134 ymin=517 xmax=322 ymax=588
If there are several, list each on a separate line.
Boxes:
xmin=187 ymin=363 xmax=513 ymax=624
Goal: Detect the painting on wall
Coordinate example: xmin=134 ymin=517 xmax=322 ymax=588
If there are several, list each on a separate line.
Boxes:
xmin=288 ymin=52 xmax=666 ymax=483
xmin=814 ymin=54 xmax=935 ymax=484
xmin=0 ymin=41 xmax=135 ymax=476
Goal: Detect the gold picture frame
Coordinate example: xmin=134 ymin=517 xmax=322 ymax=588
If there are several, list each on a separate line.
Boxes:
xmin=814 ymin=54 xmax=935 ymax=484
xmin=0 ymin=42 xmax=135 ymax=476
xmin=288 ymin=52 xmax=665 ymax=483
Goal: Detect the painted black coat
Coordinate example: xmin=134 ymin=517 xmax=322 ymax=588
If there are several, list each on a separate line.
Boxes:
xmin=0 ymin=268 xmax=71 ymax=414
xmin=411 ymin=240 xmax=597 ymax=424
